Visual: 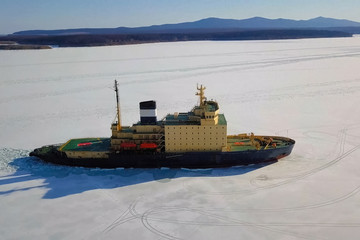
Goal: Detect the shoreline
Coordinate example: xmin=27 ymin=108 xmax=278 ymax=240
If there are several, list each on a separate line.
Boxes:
xmin=0 ymin=29 xmax=353 ymax=49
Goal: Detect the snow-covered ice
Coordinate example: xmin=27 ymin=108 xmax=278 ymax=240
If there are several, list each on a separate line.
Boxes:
xmin=1 ymin=37 xmax=360 ymax=239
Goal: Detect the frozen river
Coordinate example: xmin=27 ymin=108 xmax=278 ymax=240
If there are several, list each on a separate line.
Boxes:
xmin=1 ymin=37 xmax=360 ymax=239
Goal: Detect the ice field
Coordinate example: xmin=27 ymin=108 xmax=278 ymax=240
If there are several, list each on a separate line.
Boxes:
xmin=1 ymin=37 xmax=360 ymax=239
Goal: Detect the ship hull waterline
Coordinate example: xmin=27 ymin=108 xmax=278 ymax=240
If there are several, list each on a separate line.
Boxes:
xmin=30 ymin=142 xmax=295 ymax=169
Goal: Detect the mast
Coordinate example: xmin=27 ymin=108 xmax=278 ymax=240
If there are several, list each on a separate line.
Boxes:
xmin=196 ymin=84 xmax=206 ymax=107
xmin=114 ymin=80 xmax=121 ymax=131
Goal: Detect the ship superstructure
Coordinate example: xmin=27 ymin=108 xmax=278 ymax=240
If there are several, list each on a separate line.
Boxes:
xmin=110 ymin=84 xmax=227 ymax=154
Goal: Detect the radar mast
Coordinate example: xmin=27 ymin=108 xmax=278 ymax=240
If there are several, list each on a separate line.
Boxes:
xmin=114 ymin=80 xmax=121 ymax=131
xmin=196 ymin=84 xmax=206 ymax=107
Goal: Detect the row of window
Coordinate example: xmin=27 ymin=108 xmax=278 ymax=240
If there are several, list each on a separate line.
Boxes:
xmin=166 ymin=131 xmax=223 ymax=135
xmin=167 ymin=137 xmax=225 ymax=141
xmin=168 ymin=147 xmax=220 ymax=151
xmin=134 ymin=134 xmax=158 ymax=139
xmin=166 ymin=126 xmax=225 ymax=130
xmin=168 ymin=142 xmax=220 ymax=146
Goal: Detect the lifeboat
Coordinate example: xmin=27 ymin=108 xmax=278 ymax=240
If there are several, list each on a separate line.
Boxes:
xmin=77 ymin=142 xmax=93 ymax=147
xmin=120 ymin=142 xmax=137 ymax=148
xmin=140 ymin=143 xmax=157 ymax=149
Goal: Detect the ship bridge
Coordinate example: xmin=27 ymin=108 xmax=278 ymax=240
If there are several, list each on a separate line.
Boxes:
xmin=163 ymin=84 xmax=227 ymax=153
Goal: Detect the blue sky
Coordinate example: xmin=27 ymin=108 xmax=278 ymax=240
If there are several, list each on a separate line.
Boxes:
xmin=1 ymin=0 xmax=360 ymax=34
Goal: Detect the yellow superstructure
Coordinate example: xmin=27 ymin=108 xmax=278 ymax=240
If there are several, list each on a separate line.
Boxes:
xmin=164 ymin=125 xmax=226 ymax=152
xmin=109 ymin=84 xmax=227 ymax=153
xmin=164 ymin=84 xmax=227 ymax=152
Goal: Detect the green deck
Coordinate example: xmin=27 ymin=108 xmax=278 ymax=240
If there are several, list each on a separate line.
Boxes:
xmin=59 ymin=138 xmax=111 ymax=152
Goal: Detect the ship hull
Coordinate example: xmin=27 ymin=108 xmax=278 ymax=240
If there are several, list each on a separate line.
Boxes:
xmin=30 ymin=143 xmax=294 ymax=169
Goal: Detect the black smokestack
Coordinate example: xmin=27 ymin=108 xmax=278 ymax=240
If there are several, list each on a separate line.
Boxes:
xmin=139 ymin=100 xmax=157 ymax=125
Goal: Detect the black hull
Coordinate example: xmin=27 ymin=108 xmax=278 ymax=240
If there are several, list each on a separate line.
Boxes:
xmin=30 ymin=143 xmax=294 ymax=169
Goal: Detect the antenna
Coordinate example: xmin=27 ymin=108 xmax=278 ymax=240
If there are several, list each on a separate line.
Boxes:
xmin=114 ymin=80 xmax=121 ymax=131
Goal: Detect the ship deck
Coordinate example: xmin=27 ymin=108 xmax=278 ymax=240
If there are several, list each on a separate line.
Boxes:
xmin=58 ymin=136 xmax=293 ymax=153
xmin=59 ymin=138 xmax=111 ymax=152
xmin=227 ymin=136 xmax=293 ymax=152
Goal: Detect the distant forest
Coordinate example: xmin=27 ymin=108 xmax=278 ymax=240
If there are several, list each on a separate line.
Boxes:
xmin=0 ymin=29 xmax=353 ymax=48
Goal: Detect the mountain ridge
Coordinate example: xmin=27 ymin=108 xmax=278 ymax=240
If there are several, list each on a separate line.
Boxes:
xmin=12 ymin=16 xmax=360 ymax=36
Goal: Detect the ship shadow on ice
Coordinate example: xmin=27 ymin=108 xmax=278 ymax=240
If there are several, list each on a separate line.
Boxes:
xmin=2 ymin=155 xmax=275 ymax=199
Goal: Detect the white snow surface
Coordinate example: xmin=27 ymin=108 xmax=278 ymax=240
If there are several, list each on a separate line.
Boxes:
xmin=1 ymin=38 xmax=360 ymax=239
